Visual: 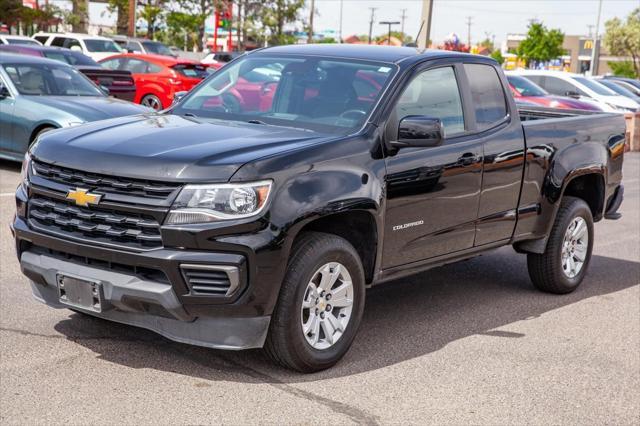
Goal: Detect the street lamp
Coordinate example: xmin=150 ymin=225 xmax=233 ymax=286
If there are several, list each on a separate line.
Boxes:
xmin=379 ymin=21 xmax=400 ymax=46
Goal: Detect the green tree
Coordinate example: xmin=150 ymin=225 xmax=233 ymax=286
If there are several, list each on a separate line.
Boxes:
xmin=517 ymin=22 xmax=564 ymax=68
xmin=165 ymin=11 xmax=201 ymax=50
xmin=608 ymin=61 xmax=638 ymax=78
xmin=0 ymin=0 xmax=25 ymax=33
xmin=138 ymin=0 xmax=164 ymax=39
xmin=71 ymin=0 xmax=89 ymax=33
xmin=106 ymin=0 xmax=129 ymax=35
xmin=491 ymin=50 xmax=505 ymax=65
xmin=260 ymin=0 xmax=305 ymax=45
xmin=603 ymin=8 xmax=640 ymax=78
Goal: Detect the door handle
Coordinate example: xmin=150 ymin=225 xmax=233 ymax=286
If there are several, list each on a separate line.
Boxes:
xmin=457 ymin=152 xmax=477 ymax=166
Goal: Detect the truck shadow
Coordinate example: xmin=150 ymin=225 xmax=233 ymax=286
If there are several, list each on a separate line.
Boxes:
xmin=53 ymin=249 xmax=640 ymax=383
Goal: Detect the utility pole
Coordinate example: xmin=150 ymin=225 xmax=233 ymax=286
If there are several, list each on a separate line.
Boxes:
xmin=127 ymin=0 xmax=136 ymax=37
xmin=465 ymin=16 xmax=473 ymax=48
xmin=379 ymin=21 xmax=400 ymax=46
xmin=338 ymin=0 xmax=344 ymax=43
xmin=400 ymin=8 xmax=407 ymax=38
xmin=418 ymin=0 xmax=434 ymax=49
xmin=368 ymin=7 xmax=377 ymax=44
xmin=308 ymin=0 xmax=315 ymax=44
xmin=589 ymin=0 xmax=603 ymax=76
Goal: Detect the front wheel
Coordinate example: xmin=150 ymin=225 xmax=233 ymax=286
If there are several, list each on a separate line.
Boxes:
xmin=527 ymin=196 xmax=594 ymax=294
xmin=265 ymin=232 xmax=365 ymax=373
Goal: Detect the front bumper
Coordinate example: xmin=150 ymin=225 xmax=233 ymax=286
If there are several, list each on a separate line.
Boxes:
xmin=19 ymin=241 xmax=270 ymax=350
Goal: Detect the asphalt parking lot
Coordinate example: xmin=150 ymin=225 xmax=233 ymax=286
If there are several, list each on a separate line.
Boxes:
xmin=0 ymin=154 xmax=638 ymax=425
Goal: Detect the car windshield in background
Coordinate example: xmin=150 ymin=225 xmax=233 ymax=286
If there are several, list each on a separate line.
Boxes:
xmin=508 ymin=75 xmax=548 ymax=97
xmin=173 ymin=55 xmax=397 ymax=134
xmin=573 ymin=77 xmax=617 ymax=96
xmin=142 ymin=41 xmax=173 ymax=56
xmin=43 ymin=51 xmax=98 ymax=66
xmin=84 ymin=39 xmax=122 ymax=53
xmin=7 ymin=38 xmax=41 ymax=45
xmin=2 ymin=63 xmax=103 ymax=96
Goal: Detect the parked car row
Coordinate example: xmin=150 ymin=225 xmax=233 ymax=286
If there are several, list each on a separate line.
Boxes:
xmin=508 ymin=70 xmax=639 ymax=113
xmin=0 ymin=53 xmax=150 ymax=162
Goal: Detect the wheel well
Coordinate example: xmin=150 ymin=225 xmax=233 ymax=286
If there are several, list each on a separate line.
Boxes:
xmin=563 ymin=173 xmax=605 ymax=220
xmin=295 ymin=211 xmax=378 ymax=284
xmin=30 ymin=124 xmax=56 ymax=144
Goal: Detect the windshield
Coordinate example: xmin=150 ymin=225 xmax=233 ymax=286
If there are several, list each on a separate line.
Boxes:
xmin=2 ymin=63 xmax=103 ymax=96
xmin=598 ymin=80 xmax=638 ymax=98
xmin=573 ymin=77 xmax=617 ymax=96
xmin=508 ymin=75 xmax=548 ymax=96
xmin=7 ymin=38 xmax=41 ymax=46
xmin=173 ymin=55 xmax=397 ymax=134
xmin=43 ymin=51 xmax=98 ymax=66
xmin=142 ymin=41 xmax=173 ymax=56
xmin=84 ymin=39 xmax=122 ymax=53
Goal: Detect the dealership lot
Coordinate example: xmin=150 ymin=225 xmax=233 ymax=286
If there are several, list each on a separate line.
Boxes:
xmin=0 ymin=154 xmax=638 ymax=424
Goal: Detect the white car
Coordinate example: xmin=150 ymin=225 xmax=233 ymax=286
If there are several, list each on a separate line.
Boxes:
xmin=513 ymin=70 xmax=639 ymax=113
xmin=0 ymin=35 xmax=42 ymax=46
xmin=32 ymin=32 xmax=123 ymax=62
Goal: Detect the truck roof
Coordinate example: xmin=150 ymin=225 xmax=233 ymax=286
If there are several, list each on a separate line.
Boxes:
xmin=253 ymin=44 xmax=481 ymax=64
xmin=0 ymin=52 xmax=71 ymax=66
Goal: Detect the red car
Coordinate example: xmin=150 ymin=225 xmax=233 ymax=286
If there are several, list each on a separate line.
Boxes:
xmin=507 ymin=74 xmax=602 ymax=111
xmin=99 ymin=53 xmax=208 ymax=110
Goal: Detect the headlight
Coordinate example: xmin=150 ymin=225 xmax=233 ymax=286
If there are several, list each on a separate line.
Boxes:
xmin=165 ymin=180 xmax=272 ymax=225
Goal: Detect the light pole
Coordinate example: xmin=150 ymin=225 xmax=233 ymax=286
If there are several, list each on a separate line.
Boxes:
xmin=379 ymin=21 xmax=400 ymax=46
xmin=589 ymin=0 xmax=603 ymax=76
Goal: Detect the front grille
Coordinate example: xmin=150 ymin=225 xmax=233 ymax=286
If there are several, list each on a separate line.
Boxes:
xmin=28 ymin=196 xmax=163 ymax=249
xmin=180 ymin=264 xmax=240 ymax=297
xmin=29 ymin=245 xmax=169 ymax=284
xmin=32 ymin=161 xmax=180 ymax=199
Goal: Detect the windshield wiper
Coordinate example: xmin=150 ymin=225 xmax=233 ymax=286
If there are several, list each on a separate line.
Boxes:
xmin=247 ymin=119 xmax=267 ymax=125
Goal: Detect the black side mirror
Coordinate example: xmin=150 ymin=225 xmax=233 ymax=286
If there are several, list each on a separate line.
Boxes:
xmin=100 ymin=85 xmax=110 ymax=96
xmin=0 ymin=82 xmax=10 ymax=100
xmin=172 ymin=91 xmax=188 ymax=105
xmin=393 ymin=115 xmax=443 ymax=149
xmin=564 ymin=90 xmax=580 ymax=98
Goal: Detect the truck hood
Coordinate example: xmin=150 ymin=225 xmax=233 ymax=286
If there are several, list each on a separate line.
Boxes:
xmin=32 ymin=114 xmax=333 ymax=182
xmin=28 ymin=96 xmax=150 ymax=121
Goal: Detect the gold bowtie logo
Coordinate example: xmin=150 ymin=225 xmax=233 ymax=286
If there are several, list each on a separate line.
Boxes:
xmin=66 ymin=188 xmax=102 ymax=207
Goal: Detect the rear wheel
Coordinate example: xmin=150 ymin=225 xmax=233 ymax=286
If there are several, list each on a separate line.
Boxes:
xmin=265 ymin=232 xmax=365 ymax=373
xmin=527 ymin=196 xmax=594 ymax=294
xmin=141 ymin=94 xmax=163 ymax=110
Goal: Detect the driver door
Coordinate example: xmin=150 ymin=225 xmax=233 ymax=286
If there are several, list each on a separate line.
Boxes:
xmin=0 ymin=73 xmax=17 ymax=157
xmin=382 ymin=63 xmax=483 ymax=269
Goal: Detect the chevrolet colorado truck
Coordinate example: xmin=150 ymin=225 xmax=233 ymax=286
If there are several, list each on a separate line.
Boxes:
xmin=12 ymin=45 xmax=626 ymax=372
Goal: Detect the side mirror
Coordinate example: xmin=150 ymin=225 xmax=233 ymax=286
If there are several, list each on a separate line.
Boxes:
xmin=393 ymin=115 xmax=443 ymax=149
xmin=0 ymin=82 xmax=9 ymax=100
xmin=172 ymin=91 xmax=188 ymax=105
xmin=564 ymin=90 xmax=580 ymax=98
xmin=100 ymin=85 xmax=110 ymax=96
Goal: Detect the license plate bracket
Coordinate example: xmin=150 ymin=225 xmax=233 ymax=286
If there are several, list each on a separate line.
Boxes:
xmin=56 ymin=275 xmax=103 ymax=312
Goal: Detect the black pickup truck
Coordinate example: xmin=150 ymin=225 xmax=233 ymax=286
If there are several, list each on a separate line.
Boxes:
xmin=12 ymin=45 xmax=626 ymax=372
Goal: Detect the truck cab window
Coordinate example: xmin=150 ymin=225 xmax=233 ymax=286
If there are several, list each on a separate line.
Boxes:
xmin=392 ymin=66 xmax=465 ymax=137
xmin=464 ymin=63 xmax=508 ymax=131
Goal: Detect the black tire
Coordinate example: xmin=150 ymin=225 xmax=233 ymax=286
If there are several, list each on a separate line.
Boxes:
xmin=264 ymin=232 xmax=366 ymax=373
xmin=527 ymin=196 xmax=594 ymax=294
xmin=141 ymin=94 xmax=163 ymax=110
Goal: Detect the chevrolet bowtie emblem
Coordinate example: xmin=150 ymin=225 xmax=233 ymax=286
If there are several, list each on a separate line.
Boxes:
xmin=66 ymin=188 xmax=102 ymax=207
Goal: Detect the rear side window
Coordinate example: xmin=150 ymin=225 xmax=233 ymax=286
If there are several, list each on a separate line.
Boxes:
xmin=34 ymin=36 xmax=49 ymax=44
xmin=464 ymin=63 xmax=507 ymax=131
xmin=50 ymin=37 xmax=67 ymax=47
